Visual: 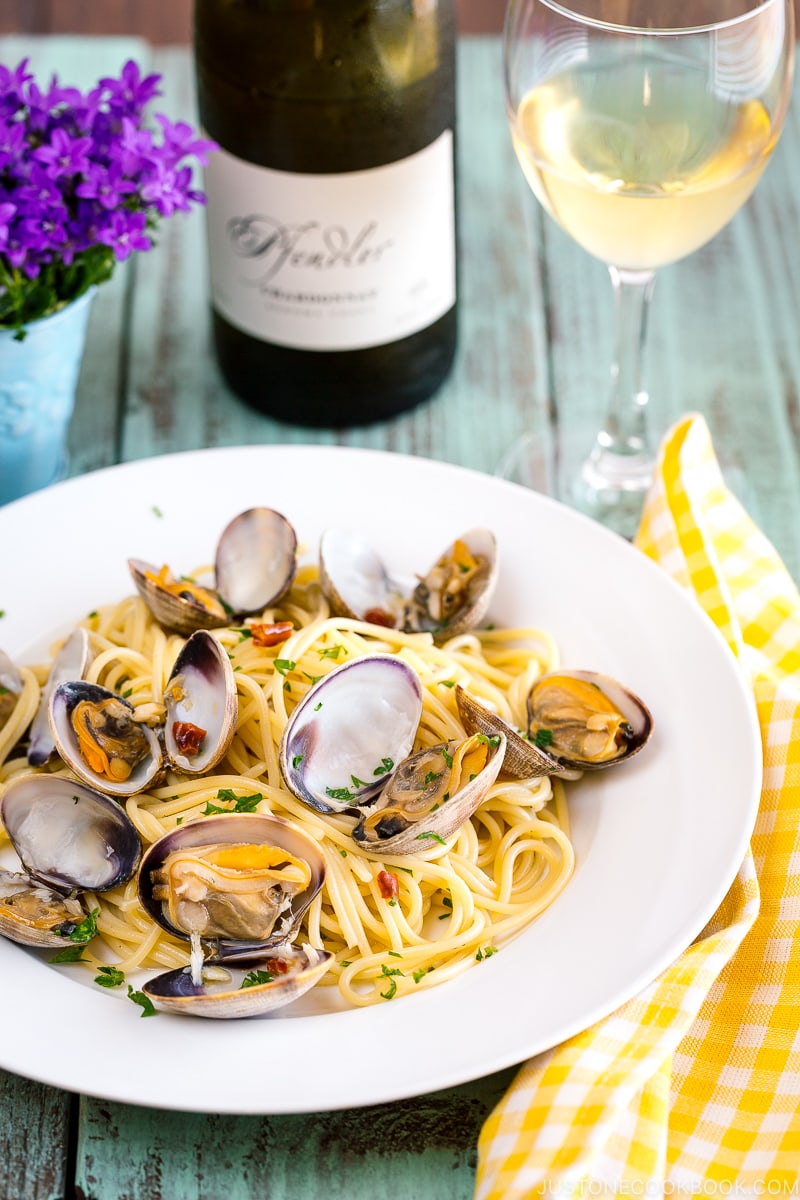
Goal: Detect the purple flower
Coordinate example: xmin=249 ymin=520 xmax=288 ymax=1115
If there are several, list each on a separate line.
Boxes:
xmin=99 ymin=60 xmax=161 ymax=117
xmin=0 ymin=56 xmax=215 ymax=330
xmin=75 ymin=161 xmax=137 ymax=209
xmin=33 ymin=128 xmax=93 ymax=178
xmin=96 ymin=210 xmax=151 ymax=261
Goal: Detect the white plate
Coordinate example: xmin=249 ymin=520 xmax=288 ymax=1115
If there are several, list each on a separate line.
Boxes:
xmin=0 ymin=445 xmax=760 ymax=1113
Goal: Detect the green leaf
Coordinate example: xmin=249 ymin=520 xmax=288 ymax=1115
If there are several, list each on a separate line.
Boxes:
xmin=373 ymin=757 xmax=394 ymax=776
xmin=63 ymin=907 xmax=99 ymax=944
xmin=240 ymin=969 xmax=275 ymax=989
xmin=95 ymin=965 xmax=125 ymax=988
xmin=415 ymin=831 xmax=447 ymax=846
xmin=274 ymin=658 xmax=296 ymax=675
xmin=49 ymin=944 xmax=88 ymax=963
xmin=534 ymin=728 xmax=554 ymax=749
xmin=127 ymin=985 xmax=157 ymax=1017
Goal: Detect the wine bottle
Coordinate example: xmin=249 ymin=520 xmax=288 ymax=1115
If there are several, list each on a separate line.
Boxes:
xmin=193 ymin=0 xmax=458 ymax=428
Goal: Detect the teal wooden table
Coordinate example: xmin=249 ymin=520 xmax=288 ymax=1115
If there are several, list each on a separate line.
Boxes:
xmin=2 ymin=32 xmax=800 ymax=1200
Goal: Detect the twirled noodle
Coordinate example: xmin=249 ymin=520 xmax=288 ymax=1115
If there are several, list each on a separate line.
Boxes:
xmin=0 ymin=565 xmax=575 ymax=1008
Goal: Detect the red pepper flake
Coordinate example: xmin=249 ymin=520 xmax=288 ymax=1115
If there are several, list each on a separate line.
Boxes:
xmin=251 ymin=621 xmax=294 ymax=647
xmin=364 ymin=608 xmax=397 ymax=629
xmin=377 ymin=870 xmax=400 ymax=900
xmin=172 ymin=721 xmax=206 ymax=756
xmin=268 ymin=957 xmax=291 ymax=975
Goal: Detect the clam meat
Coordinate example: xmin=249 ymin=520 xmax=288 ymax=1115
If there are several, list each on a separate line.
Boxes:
xmin=50 ymin=680 xmax=163 ymax=796
xmin=352 ymin=731 xmax=506 ymax=854
xmin=137 ymin=813 xmax=330 ymax=1017
xmin=526 ymin=670 xmax=653 ymax=771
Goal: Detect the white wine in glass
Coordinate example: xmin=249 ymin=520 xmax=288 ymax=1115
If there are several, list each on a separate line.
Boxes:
xmin=502 ymin=0 xmax=794 ymax=536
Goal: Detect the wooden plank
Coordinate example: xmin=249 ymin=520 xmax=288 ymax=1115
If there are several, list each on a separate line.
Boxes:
xmin=0 ymin=1070 xmax=72 ymax=1200
xmin=75 ymin=1068 xmax=516 ymax=1200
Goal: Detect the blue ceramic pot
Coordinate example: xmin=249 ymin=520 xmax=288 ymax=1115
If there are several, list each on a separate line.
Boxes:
xmin=0 ymin=286 xmax=96 ymax=506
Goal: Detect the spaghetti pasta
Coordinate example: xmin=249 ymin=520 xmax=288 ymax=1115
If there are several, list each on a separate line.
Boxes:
xmin=0 ymin=563 xmax=575 ymax=1009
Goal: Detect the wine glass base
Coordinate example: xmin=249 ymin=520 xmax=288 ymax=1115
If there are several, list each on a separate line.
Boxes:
xmin=495 ymin=433 xmax=654 ymax=541
xmin=571 ymin=442 xmax=654 ymax=540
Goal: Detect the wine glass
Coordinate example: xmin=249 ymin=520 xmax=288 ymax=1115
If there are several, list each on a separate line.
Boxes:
xmin=501 ymin=0 xmax=794 ymax=537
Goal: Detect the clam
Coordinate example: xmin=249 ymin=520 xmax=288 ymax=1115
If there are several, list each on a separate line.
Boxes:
xmin=162 ymin=630 xmax=237 ymax=775
xmin=28 ymin=628 xmax=92 ymax=767
xmin=279 ymin=655 xmax=424 ymax=814
xmin=137 ymin=813 xmax=331 ymax=1016
xmin=129 ymin=506 xmax=297 ymax=636
xmin=526 ymin=670 xmax=653 ymax=771
xmin=318 ymin=528 xmax=498 ymax=642
xmin=455 ymin=685 xmax=560 ymax=778
xmin=49 ymin=680 xmax=163 ymax=797
xmin=0 ymin=775 xmax=141 ymax=947
xmin=140 ymin=946 xmax=332 ymax=1019
xmin=0 ymin=648 xmax=24 ymax=733
xmin=352 ymin=731 xmax=506 ymax=854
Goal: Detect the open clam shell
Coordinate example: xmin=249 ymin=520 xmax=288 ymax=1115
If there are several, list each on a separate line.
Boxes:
xmin=0 ymin=870 xmax=88 ymax=949
xmin=214 ymin=506 xmax=297 ymax=617
xmin=1 ymin=774 xmax=142 ymax=893
xmin=28 ymin=628 xmax=92 ymax=767
xmin=163 ymin=631 xmax=237 ymax=775
xmin=352 ymin=731 xmax=507 ymax=855
xmin=128 ymin=558 xmax=229 ymax=637
xmin=279 ymin=655 xmax=424 ymax=815
xmin=142 ymin=945 xmax=333 ymax=1019
xmin=129 ymin=506 xmax=298 ymax=636
xmin=318 ymin=529 xmax=404 ymax=627
xmin=403 ymin=528 xmax=499 ymax=641
xmin=137 ymin=813 xmax=329 ymax=1017
xmin=0 ymin=648 xmax=24 ymax=733
xmin=455 ymin=685 xmax=562 ymax=778
xmin=526 ymin=670 xmax=653 ymax=771
xmin=50 ymin=680 xmax=163 ymax=797
xmin=138 ymin=813 xmax=326 ymax=953
xmin=318 ymin=528 xmax=498 ymax=643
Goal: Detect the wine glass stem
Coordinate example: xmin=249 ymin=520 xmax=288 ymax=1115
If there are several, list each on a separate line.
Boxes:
xmin=602 ymin=265 xmax=656 ymax=461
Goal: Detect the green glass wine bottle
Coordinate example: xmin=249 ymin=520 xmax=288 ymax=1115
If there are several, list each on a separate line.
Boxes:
xmin=194 ymin=0 xmax=458 ymax=427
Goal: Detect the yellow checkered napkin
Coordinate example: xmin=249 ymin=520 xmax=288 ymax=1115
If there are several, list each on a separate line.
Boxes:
xmin=475 ymin=413 xmax=800 ymax=1197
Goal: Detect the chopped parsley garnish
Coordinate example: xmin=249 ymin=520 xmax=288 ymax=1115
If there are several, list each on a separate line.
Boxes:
xmin=534 ymin=728 xmax=554 ymax=749
xmin=203 ymin=788 xmax=263 ymax=815
xmin=423 ymin=770 xmax=442 ymax=786
xmin=380 ymin=963 xmax=404 ymax=1000
xmin=439 ymin=679 xmax=455 ymax=688
xmin=416 ymin=831 xmax=447 ymax=846
xmin=95 ymin=965 xmax=125 ymax=988
xmin=475 ymin=946 xmax=498 ymax=962
xmin=388 ymin=951 xmax=403 ymax=959
xmin=292 ymin=754 xmax=304 ymax=769
xmin=237 ymin=627 xmax=254 ymax=641
xmin=122 ymin=687 xmax=133 ymax=699
xmin=373 ymin=757 xmax=394 ymax=777
xmin=240 ymin=969 xmax=275 ymax=989
xmin=477 ymin=733 xmax=501 ymax=747
xmin=413 ymin=966 xmax=434 ymax=984
xmin=319 ymin=645 xmax=344 ymax=660
xmin=314 ymin=701 xmax=323 ymax=711
xmin=49 ymin=944 xmax=87 ymax=963
xmin=339 ymin=848 xmax=348 ymax=857
xmin=325 ymin=786 xmax=355 ymax=802
xmin=441 ymin=746 xmax=453 ymax=768
xmin=151 ymin=505 xmax=163 ymax=518
xmin=62 ymin=907 xmax=99 ymax=944
xmin=274 ymin=658 xmax=297 ymax=676
xmin=127 ymin=985 xmax=157 ymax=1017
xmin=350 ymin=774 xmax=368 ymax=788
xmin=303 ymin=672 xmax=322 ymax=685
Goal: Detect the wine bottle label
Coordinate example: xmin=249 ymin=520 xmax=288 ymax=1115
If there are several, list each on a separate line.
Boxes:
xmin=202 ymin=132 xmax=456 ymax=351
